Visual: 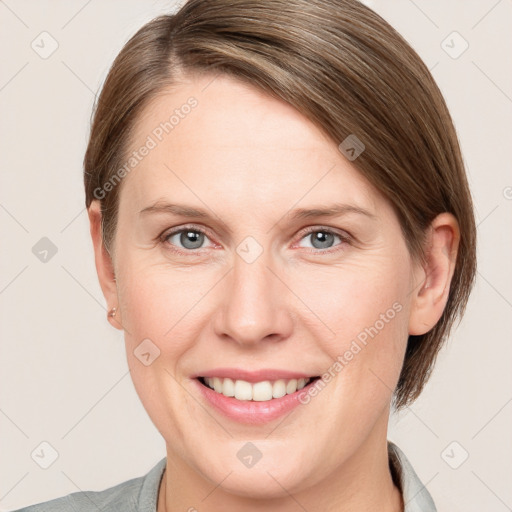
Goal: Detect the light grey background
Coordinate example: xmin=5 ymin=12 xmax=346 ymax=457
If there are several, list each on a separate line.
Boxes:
xmin=1 ymin=1 xmax=511 ymax=510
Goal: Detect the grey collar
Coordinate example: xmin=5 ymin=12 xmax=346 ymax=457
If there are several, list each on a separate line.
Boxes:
xmin=388 ymin=441 xmax=437 ymax=511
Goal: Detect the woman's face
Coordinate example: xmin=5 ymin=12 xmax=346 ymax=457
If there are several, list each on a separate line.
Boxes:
xmin=106 ymin=74 xmax=421 ymax=497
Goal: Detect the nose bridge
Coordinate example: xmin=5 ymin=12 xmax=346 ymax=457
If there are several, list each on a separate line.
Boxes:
xmin=215 ymin=242 xmax=293 ymax=346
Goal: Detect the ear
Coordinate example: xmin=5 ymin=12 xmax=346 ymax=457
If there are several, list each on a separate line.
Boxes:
xmin=408 ymin=212 xmax=460 ymax=335
xmin=88 ymin=200 xmax=123 ymax=331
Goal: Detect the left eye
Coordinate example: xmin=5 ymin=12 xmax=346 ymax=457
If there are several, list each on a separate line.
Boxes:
xmin=297 ymin=229 xmax=345 ymax=251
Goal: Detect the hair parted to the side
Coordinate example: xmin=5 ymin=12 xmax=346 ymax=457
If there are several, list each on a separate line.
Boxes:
xmin=83 ymin=0 xmax=476 ymax=408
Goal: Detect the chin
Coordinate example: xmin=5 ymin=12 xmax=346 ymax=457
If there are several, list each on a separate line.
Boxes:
xmin=193 ymin=442 xmax=319 ymax=500
xmin=209 ymin=469 xmax=307 ymax=500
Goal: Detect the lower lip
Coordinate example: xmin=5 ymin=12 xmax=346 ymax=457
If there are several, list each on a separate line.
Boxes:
xmin=194 ymin=378 xmax=318 ymax=424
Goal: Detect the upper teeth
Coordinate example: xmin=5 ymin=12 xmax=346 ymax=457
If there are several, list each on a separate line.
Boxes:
xmin=203 ymin=377 xmax=311 ymax=401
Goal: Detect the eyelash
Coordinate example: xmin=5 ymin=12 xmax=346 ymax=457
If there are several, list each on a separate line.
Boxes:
xmin=159 ymin=224 xmax=351 ymax=257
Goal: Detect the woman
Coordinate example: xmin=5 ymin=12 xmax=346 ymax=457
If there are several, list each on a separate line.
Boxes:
xmin=15 ymin=0 xmax=476 ymax=510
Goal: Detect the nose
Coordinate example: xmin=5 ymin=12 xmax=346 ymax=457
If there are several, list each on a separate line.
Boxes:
xmin=213 ymin=251 xmax=294 ymax=347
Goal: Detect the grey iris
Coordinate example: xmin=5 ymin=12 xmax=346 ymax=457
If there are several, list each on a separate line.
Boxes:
xmin=310 ymin=231 xmax=334 ymax=249
xmin=181 ymin=231 xmax=204 ymax=249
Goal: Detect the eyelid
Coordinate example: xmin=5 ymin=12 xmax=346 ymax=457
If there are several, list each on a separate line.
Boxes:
xmin=296 ymin=224 xmax=352 ymax=241
xmin=162 ymin=223 xmax=215 ymax=238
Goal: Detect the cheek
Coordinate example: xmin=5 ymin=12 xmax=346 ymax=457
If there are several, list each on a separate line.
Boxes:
xmin=116 ymin=258 xmax=205 ymax=346
xmin=114 ymin=259 xmax=223 ymax=400
xmin=114 ymin=263 xmax=206 ymax=437
xmin=291 ymin=256 xmax=410 ymax=345
xmin=290 ymin=256 xmax=411 ymax=404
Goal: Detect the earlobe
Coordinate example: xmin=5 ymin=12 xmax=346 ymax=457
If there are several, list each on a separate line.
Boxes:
xmin=408 ymin=213 xmax=460 ymax=336
xmin=88 ymin=200 xmax=123 ymax=331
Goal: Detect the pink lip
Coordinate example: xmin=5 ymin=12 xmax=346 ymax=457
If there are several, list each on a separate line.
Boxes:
xmin=192 ymin=368 xmax=316 ymax=383
xmin=193 ymin=376 xmax=318 ymax=425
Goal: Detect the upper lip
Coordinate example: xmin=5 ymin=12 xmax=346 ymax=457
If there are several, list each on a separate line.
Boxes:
xmin=192 ymin=368 xmax=318 ymax=383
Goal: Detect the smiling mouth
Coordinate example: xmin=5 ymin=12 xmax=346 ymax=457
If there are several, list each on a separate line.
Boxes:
xmin=197 ymin=376 xmax=321 ymax=402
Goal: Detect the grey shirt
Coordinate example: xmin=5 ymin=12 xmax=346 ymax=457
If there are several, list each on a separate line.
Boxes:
xmin=12 ymin=442 xmax=436 ymax=511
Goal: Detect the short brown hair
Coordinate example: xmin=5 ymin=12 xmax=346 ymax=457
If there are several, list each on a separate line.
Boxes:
xmin=84 ymin=0 xmax=477 ymax=408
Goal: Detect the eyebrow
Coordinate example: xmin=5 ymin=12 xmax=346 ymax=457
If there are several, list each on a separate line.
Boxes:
xmin=140 ymin=202 xmax=211 ymax=218
xmin=288 ymin=203 xmax=376 ymax=221
xmin=139 ymin=201 xmax=376 ymax=223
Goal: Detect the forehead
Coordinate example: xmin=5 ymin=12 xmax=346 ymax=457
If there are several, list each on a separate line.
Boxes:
xmin=136 ymin=73 xmax=329 ymax=148
xmin=120 ymin=73 xmax=382 ymax=215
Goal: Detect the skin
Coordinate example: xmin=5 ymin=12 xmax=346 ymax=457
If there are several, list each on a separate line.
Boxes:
xmin=88 ymin=73 xmax=459 ymax=512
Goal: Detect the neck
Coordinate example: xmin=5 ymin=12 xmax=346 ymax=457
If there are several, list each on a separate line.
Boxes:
xmin=157 ymin=415 xmax=403 ymax=512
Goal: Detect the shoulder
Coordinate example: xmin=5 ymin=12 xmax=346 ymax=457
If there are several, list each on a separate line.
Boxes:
xmin=11 ymin=478 xmax=141 ymax=512
xmin=11 ymin=458 xmax=167 ymax=512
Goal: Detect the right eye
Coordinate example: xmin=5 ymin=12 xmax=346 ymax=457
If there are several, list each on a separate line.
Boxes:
xmin=162 ymin=225 xmax=216 ymax=254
